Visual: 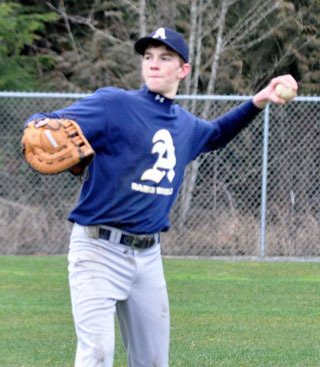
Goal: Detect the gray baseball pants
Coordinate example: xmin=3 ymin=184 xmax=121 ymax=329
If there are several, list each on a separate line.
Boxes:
xmin=68 ymin=223 xmax=170 ymax=367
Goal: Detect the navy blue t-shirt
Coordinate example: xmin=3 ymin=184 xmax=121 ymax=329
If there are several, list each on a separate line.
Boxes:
xmin=27 ymin=85 xmax=261 ymax=234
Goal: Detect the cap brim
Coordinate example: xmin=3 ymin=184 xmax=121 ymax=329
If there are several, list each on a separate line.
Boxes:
xmin=134 ymin=37 xmax=163 ymax=56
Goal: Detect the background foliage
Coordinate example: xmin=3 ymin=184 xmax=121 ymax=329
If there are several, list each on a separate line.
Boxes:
xmin=0 ymin=1 xmax=57 ymax=90
xmin=1 ymin=0 xmax=319 ymax=94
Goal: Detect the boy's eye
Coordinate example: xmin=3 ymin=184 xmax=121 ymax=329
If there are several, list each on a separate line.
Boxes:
xmin=161 ymin=55 xmax=172 ymax=61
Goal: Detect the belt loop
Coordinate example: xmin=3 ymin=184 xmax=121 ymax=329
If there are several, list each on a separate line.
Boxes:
xmin=114 ymin=228 xmax=122 ymax=244
xmin=84 ymin=225 xmax=99 ymax=239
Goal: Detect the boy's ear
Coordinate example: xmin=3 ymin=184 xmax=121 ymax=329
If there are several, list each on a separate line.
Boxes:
xmin=178 ymin=63 xmax=191 ymax=80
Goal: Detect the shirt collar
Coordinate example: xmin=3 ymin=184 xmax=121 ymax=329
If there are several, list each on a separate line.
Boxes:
xmin=141 ymin=85 xmax=174 ymax=110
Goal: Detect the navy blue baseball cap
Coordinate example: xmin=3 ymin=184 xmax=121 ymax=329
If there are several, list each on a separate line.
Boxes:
xmin=134 ymin=27 xmax=189 ymax=63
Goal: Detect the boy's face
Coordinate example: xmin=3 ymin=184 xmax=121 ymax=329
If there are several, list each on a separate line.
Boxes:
xmin=141 ymin=45 xmax=190 ymax=99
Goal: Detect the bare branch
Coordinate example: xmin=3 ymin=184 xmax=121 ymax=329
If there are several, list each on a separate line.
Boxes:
xmin=203 ymin=0 xmax=230 ymax=115
xmin=224 ymin=0 xmax=282 ymax=47
xmin=191 ymin=0 xmax=204 ymax=99
xmin=228 ymin=18 xmax=288 ymax=51
xmin=184 ymin=0 xmax=198 ymax=95
xmin=45 ymin=1 xmax=121 ymax=44
xmin=139 ymin=0 xmax=147 ymax=37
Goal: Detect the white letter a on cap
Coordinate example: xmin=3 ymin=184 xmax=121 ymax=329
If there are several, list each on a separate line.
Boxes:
xmin=152 ymin=27 xmax=166 ymax=40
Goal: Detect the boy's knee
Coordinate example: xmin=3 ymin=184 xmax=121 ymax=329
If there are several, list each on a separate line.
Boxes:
xmin=92 ymin=337 xmax=114 ymax=363
xmin=76 ymin=336 xmax=114 ymax=367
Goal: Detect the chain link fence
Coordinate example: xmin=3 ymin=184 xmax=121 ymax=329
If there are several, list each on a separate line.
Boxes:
xmin=0 ymin=92 xmax=319 ymax=257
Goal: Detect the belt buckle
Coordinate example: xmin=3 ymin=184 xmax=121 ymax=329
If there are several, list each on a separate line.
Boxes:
xmin=120 ymin=233 xmax=157 ymax=249
xmin=134 ymin=236 xmax=154 ymax=249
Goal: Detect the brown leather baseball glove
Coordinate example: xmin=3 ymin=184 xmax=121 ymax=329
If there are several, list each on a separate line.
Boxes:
xmin=22 ymin=118 xmax=95 ymax=175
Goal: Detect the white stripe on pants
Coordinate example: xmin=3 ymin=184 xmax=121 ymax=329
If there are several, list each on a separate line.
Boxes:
xmin=68 ymin=223 xmax=170 ymax=367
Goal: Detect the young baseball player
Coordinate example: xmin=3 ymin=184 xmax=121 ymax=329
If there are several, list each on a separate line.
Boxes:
xmin=25 ymin=27 xmax=297 ymax=367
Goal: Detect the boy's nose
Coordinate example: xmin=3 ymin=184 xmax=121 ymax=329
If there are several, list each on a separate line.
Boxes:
xmin=149 ymin=58 xmax=160 ymax=69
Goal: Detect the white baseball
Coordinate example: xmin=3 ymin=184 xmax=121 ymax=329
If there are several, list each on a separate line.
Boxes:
xmin=275 ymin=84 xmax=297 ymax=101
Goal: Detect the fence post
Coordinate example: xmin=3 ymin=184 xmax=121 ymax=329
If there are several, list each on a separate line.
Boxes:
xmin=259 ymin=104 xmax=270 ymax=257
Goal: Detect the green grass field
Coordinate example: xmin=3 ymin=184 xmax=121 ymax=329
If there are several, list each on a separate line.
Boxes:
xmin=0 ymin=256 xmax=319 ymax=367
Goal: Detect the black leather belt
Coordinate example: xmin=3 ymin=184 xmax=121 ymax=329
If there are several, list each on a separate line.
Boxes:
xmin=98 ymin=227 xmax=158 ymax=249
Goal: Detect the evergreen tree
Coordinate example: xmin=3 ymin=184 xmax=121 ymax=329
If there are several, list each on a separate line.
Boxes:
xmin=0 ymin=2 xmax=57 ymax=91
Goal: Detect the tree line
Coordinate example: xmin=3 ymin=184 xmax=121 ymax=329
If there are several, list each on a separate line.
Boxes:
xmin=0 ymin=0 xmax=319 ymax=95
